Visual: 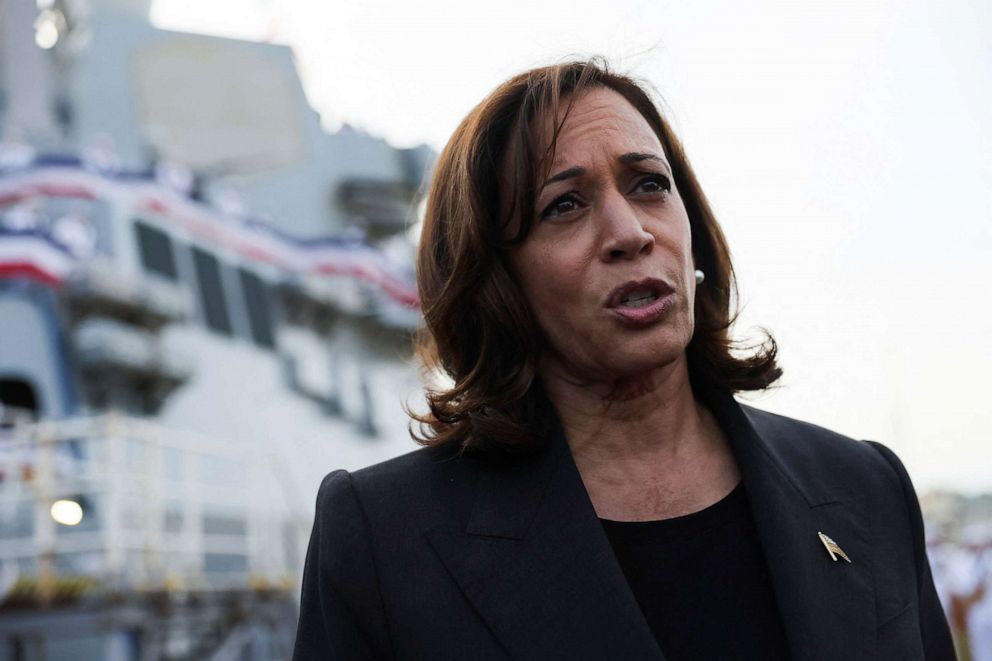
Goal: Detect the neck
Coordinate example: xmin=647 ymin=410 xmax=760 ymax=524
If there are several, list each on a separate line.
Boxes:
xmin=542 ymin=354 xmax=702 ymax=461
xmin=541 ymin=353 xmax=739 ymax=520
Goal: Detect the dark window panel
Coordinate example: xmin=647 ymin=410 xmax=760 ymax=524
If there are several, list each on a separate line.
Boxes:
xmin=202 ymin=513 xmax=247 ymax=536
xmin=238 ymin=268 xmax=275 ymax=349
xmin=191 ymin=247 xmax=232 ymax=335
xmin=134 ymin=221 xmax=178 ymax=280
xmin=204 ymin=552 xmax=248 ymax=574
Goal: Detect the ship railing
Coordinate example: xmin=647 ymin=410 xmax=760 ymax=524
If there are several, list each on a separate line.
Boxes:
xmin=0 ymin=412 xmax=303 ymax=606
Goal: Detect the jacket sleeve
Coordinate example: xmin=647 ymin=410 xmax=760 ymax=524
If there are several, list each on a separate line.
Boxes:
xmin=866 ymin=441 xmax=957 ymax=661
xmin=293 ymin=470 xmax=393 ymax=660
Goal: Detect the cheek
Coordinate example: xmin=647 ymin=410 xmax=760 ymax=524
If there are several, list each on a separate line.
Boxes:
xmin=660 ymin=212 xmax=695 ymax=275
xmin=515 ymin=240 xmax=589 ymax=305
xmin=651 ymin=233 xmax=693 ymax=280
xmin=519 ymin=262 xmax=576 ymax=316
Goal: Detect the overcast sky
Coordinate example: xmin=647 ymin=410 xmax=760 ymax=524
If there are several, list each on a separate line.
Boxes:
xmin=152 ymin=0 xmax=992 ymax=493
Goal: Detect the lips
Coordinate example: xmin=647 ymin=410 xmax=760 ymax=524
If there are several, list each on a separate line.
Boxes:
xmin=605 ymin=278 xmax=675 ymax=309
xmin=605 ymin=277 xmax=677 ymax=326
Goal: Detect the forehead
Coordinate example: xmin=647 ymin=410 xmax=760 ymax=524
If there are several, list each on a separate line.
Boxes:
xmin=544 ymin=87 xmax=665 ymax=166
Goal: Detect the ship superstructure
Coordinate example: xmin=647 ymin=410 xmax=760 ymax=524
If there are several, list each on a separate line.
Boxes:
xmin=0 ymin=1 xmax=431 ymax=658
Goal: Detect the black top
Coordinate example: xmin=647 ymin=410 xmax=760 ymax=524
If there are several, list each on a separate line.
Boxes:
xmin=601 ymin=482 xmax=792 ymax=661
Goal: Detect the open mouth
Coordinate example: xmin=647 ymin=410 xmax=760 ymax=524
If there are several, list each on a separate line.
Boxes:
xmin=606 ymin=278 xmax=674 ymax=309
xmin=618 ymin=288 xmax=658 ymax=309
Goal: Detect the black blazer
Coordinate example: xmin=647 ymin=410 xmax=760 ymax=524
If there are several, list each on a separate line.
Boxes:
xmin=294 ymin=388 xmax=956 ymax=660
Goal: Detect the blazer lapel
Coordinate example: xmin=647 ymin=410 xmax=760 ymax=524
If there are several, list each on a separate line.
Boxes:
xmin=425 ymin=429 xmax=664 ymax=660
xmin=710 ymin=391 xmax=878 ymax=661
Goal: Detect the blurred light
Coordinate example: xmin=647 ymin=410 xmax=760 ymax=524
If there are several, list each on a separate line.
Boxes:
xmin=51 ymin=499 xmax=83 ymax=526
xmin=36 ymin=0 xmax=54 ymax=9
xmin=34 ymin=13 xmax=60 ymax=50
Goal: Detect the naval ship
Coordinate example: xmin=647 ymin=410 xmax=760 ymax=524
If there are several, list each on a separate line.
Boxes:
xmin=0 ymin=1 xmax=431 ymax=658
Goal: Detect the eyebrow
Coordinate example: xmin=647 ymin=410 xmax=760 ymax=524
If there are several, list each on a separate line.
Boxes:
xmin=542 ymin=152 xmax=671 ymax=188
xmin=544 ymin=165 xmax=585 ymax=187
xmin=619 ymin=152 xmax=670 ymax=171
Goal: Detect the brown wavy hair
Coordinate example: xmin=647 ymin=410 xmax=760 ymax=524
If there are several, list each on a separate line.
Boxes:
xmin=411 ymin=58 xmax=781 ymax=454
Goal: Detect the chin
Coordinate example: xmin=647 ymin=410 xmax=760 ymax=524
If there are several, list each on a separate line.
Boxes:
xmin=637 ymin=324 xmax=691 ymax=359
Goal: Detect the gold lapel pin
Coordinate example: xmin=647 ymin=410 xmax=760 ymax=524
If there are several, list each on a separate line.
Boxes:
xmin=818 ymin=531 xmax=852 ymax=563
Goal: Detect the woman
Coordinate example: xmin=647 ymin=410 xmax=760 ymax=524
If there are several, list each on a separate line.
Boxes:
xmin=294 ymin=60 xmax=955 ymax=660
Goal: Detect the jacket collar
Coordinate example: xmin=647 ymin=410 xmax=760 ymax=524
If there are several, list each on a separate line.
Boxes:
xmin=706 ymin=387 xmax=878 ymax=660
xmin=427 ymin=424 xmax=663 ymax=659
xmin=427 ymin=386 xmax=877 ymax=660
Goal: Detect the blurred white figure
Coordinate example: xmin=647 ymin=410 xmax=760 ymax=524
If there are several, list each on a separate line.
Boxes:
xmin=214 ymin=187 xmax=247 ymax=218
xmin=945 ymin=546 xmax=985 ymax=600
xmin=51 ymin=209 xmax=96 ymax=257
xmin=0 ymin=129 xmax=36 ymax=170
xmin=2 ymin=200 xmax=41 ymax=231
xmin=970 ymin=570 xmax=992 ymax=661
xmin=155 ymin=160 xmax=194 ymax=194
xmin=929 ymin=543 xmax=955 ymax=613
xmin=81 ymin=133 xmax=121 ymax=173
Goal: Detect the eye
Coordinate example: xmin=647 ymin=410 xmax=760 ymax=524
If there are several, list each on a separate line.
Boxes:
xmin=633 ymin=174 xmax=672 ymax=196
xmin=540 ymin=193 xmax=582 ymax=220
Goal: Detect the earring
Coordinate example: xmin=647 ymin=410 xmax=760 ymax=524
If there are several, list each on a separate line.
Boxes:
xmin=695 ymin=269 xmax=705 ymax=285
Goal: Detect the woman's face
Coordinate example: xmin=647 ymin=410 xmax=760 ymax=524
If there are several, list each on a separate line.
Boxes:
xmin=507 ymin=87 xmax=697 ymax=384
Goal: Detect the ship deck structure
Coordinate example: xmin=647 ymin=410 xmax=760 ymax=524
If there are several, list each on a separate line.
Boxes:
xmin=0 ymin=1 xmax=433 ymax=658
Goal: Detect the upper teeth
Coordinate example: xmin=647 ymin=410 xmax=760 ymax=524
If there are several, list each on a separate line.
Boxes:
xmin=620 ymin=289 xmax=657 ymax=308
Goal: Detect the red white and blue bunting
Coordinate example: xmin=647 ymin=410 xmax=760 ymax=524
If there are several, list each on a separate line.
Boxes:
xmin=0 ymin=158 xmax=419 ymax=307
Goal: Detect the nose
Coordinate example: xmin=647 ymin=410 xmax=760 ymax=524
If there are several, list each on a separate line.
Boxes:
xmin=598 ymin=192 xmax=654 ymax=262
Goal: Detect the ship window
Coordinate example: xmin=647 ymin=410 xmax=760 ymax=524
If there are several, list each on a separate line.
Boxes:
xmin=134 ymin=221 xmax=178 ymax=280
xmin=164 ymin=509 xmax=183 ymax=533
xmin=42 ymin=634 xmax=106 ymax=661
xmin=191 ymin=247 xmax=232 ymax=335
xmin=204 ymin=552 xmax=248 ymax=574
xmin=239 ymin=268 xmax=275 ymax=349
xmin=0 ymin=378 xmax=39 ymax=425
xmin=203 ymin=513 xmax=247 ymax=536
xmin=0 ymin=501 xmax=33 ymax=540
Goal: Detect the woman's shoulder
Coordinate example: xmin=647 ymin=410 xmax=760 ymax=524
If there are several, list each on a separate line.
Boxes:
xmin=314 ymin=442 xmax=478 ymax=533
xmin=736 ymin=403 xmax=929 ymax=563
xmin=741 ymin=402 xmax=866 ymax=448
xmin=349 ymin=442 xmax=471 ymax=491
xmin=738 ymin=403 xmax=910 ymax=495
